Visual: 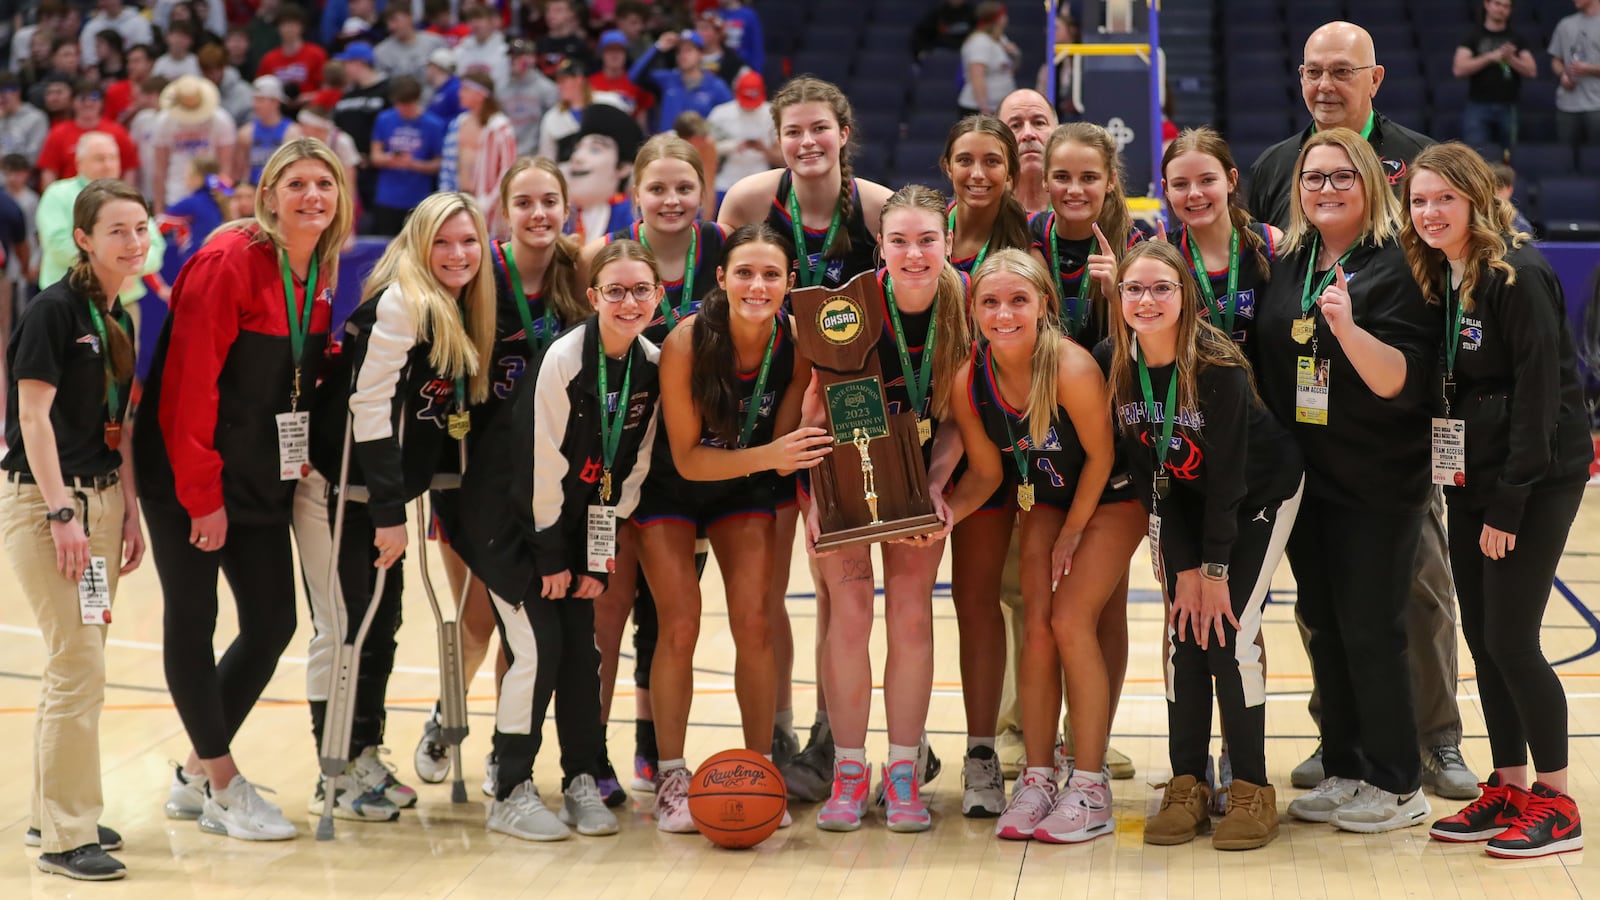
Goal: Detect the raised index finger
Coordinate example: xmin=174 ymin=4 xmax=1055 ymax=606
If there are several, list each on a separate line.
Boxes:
xmin=1092 ymin=222 xmax=1115 ymax=257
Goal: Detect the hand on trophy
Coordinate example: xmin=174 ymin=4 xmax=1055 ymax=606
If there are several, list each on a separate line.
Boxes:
xmin=767 ymin=426 xmax=835 ymax=473
xmin=799 ymin=370 xmax=826 ymax=429
xmin=895 ymin=489 xmax=953 ymax=546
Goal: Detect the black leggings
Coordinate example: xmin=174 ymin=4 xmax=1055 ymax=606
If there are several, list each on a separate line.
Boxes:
xmin=308 ymin=496 xmax=404 ymax=757
xmin=1449 ymin=481 xmax=1584 ymax=773
xmin=491 ymin=588 xmax=602 ymax=799
xmin=148 ymin=505 xmax=299 ymax=760
xmin=1287 ymin=497 xmax=1425 ymax=794
xmin=1164 ymin=483 xmax=1300 ymax=788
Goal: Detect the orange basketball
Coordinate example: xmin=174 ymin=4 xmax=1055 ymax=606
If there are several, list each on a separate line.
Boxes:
xmin=687 ymin=749 xmax=788 ymax=849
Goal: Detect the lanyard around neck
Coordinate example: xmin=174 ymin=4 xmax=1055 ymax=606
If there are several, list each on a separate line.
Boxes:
xmin=639 ymin=222 xmax=698 ymax=331
xmin=497 ymin=240 xmax=559 ymax=354
xmin=787 ymin=186 xmax=843 ymax=288
xmin=884 ymin=275 xmax=938 ymax=420
xmin=1186 ymin=226 xmax=1240 ymax=336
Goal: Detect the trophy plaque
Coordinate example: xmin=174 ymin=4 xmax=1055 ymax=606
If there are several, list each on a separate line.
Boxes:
xmin=791 ymin=270 xmax=941 ymax=551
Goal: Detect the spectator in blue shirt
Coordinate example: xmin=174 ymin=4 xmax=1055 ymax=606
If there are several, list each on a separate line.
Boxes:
xmin=424 ymin=47 xmax=463 ymax=127
xmin=713 ymin=0 xmax=765 ymax=76
xmin=370 ymin=75 xmax=446 ymax=236
xmin=629 ymin=30 xmax=734 ymax=134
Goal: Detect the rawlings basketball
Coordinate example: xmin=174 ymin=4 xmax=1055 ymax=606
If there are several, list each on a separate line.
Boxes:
xmin=687 ymin=749 xmax=788 ymax=849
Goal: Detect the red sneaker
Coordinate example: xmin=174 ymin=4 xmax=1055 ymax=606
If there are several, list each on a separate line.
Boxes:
xmin=1428 ymin=773 xmax=1527 ymax=843
xmin=1486 ymin=782 xmax=1583 ymax=859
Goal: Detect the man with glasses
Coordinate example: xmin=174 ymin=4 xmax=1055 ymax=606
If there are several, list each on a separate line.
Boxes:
xmin=1246 ymin=21 xmax=1478 ymax=809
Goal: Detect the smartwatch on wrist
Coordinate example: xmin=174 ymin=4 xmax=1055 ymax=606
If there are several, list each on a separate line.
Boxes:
xmin=44 ymin=507 xmax=75 ymax=524
xmin=1201 ymin=562 xmax=1228 ymax=582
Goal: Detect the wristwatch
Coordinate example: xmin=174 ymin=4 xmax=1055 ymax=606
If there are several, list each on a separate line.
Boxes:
xmin=44 ymin=507 xmax=75 ymax=524
xmin=1200 ymin=562 xmax=1229 ymax=582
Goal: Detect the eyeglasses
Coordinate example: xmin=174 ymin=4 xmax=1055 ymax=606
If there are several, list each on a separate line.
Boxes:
xmin=1298 ymin=64 xmax=1375 ymax=83
xmin=595 ymin=282 xmax=659 ymax=303
xmin=1117 ymin=281 xmax=1182 ymax=301
xmin=1299 ymin=168 xmax=1360 ymax=191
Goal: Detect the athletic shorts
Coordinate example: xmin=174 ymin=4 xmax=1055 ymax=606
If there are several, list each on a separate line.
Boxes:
xmin=632 ymin=469 xmax=776 ymax=531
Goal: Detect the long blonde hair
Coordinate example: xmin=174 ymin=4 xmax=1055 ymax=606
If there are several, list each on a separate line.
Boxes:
xmin=1283 ymin=128 xmax=1400 ymax=254
xmin=1399 ymin=142 xmax=1525 ymax=314
xmin=969 ymin=248 xmax=1063 ymax=449
xmin=1106 ymin=242 xmax=1253 ymax=424
xmin=498 ymin=156 xmax=589 ymax=326
xmin=361 ymin=192 xmax=497 ymax=403
xmin=248 ymin=137 xmax=355 ymax=289
xmin=880 ymin=184 xmax=973 ymax=419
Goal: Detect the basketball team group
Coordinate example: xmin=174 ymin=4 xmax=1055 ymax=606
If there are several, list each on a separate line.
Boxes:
xmin=4 ymin=15 xmax=1594 ymax=883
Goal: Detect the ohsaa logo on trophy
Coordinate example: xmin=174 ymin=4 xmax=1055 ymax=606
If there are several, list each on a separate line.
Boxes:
xmin=817 ymin=296 xmax=865 ymax=345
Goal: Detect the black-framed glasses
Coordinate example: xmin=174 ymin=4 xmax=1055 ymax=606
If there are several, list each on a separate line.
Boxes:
xmin=1298 ymin=64 xmax=1375 ymax=83
xmin=595 ymin=282 xmax=659 ymax=303
xmin=1117 ymin=281 xmax=1182 ymax=301
xmin=1299 ymin=168 xmax=1360 ymax=192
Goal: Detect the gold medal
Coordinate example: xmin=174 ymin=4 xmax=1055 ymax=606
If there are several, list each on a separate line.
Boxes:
xmin=447 ymin=411 xmax=471 ymax=439
xmin=1291 ymin=317 xmax=1315 ymax=344
xmin=601 ymin=468 xmax=613 ymax=503
xmin=916 ymin=417 xmax=932 ymax=445
xmin=1016 ymin=481 xmax=1035 ymax=512
xmin=103 ymin=422 xmax=121 ymax=451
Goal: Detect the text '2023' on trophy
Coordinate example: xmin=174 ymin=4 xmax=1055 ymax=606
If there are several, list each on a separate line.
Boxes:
xmin=790 ymin=271 xmax=941 ymax=551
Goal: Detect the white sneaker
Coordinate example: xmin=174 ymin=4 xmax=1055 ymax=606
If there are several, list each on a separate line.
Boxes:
xmin=1287 ymin=776 xmax=1363 ymax=823
xmin=1331 ymin=784 xmax=1431 ymax=834
xmin=352 ymin=746 xmax=418 ymax=808
xmin=559 ymin=775 xmax=619 ymax=836
xmin=962 ymin=746 xmax=1006 ymax=818
xmin=199 ymin=775 xmax=297 ymax=841
xmin=488 ymin=780 xmax=571 ymax=842
xmin=166 ymin=764 xmax=207 ymax=820
xmin=655 ymin=767 xmax=696 ymax=833
xmin=482 ymin=752 xmax=498 ymax=798
xmin=309 ymin=770 xmax=400 ymax=822
xmin=414 ymin=714 xmax=450 ymax=784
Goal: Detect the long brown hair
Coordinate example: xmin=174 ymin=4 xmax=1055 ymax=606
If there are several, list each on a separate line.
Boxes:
xmin=941 ymin=115 xmax=1033 ymax=256
xmin=690 ymin=223 xmax=791 ymax=444
xmin=1044 ymin=122 xmax=1133 ymax=326
xmin=770 ymin=76 xmax=857 ymax=259
xmin=1161 ymin=126 xmax=1271 ymax=279
xmin=68 ymin=178 xmax=147 ymax=382
xmin=463 ymin=71 xmax=500 ymax=126
xmin=498 ymin=156 xmax=589 ymax=326
xmin=1105 ymin=242 xmax=1253 ymax=424
xmin=969 ymin=249 xmax=1063 ymax=449
xmin=880 ymin=184 xmax=973 ymax=419
xmin=1399 ymin=142 xmax=1523 ymax=315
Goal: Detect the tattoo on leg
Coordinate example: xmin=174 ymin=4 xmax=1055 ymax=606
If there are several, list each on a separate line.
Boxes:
xmin=840 ymin=558 xmax=873 ymax=584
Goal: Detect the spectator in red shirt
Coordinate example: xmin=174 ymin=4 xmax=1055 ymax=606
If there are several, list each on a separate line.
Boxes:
xmin=255 ymin=4 xmax=327 ymax=93
xmin=104 ymin=43 xmax=154 ymax=125
xmin=591 ymin=29 xmax=653 ymax=118
xmin=37 ymin=79 xmax=139 ymax=188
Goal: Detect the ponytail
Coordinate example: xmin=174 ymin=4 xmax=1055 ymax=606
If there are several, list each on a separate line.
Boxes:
xmin=690 ymin=223 xmax=792 ymax=443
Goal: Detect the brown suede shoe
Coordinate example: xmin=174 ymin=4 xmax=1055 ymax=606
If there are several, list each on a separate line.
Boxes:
xmin=1213 ymin=779 xmax=1280 ymax=850
xmin=1144 ymin=774 xmax=1212 ymax=845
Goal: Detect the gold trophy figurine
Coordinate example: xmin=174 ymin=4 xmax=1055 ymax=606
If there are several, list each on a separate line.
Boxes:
xmin=853 ymin=427 xmax=881 ymax=525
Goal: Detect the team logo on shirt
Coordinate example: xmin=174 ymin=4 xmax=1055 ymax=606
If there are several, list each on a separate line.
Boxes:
xmin=805 ymin=253 xmax=845 ymax=287
xmin=817 ymin=296 xmax=865 ymax=345
xmin=1005 ymin=427 xmax=1062 ymax=452
xmin=76 ymin=334 xmax=101 ymax=354
xmin=1460 ymin=317 xmax=1483 ymax=351
xmin=1382 ymin=158 xmax=1406 ymax=186
xmin=1140 ymin=430 xmax=1205 ymax=481
xmin=1234 ymin=288 xmax=1256 ymax=320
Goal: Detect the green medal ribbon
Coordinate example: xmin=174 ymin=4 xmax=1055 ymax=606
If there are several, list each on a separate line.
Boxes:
xmin=948 ymin=208 xmax=991 ymax=272
xmin=1299 ymin=236 xmax=1355 ymax=319
xmin=278 ymin=249 xmax=319 ymax=408
xmin=1136 ymin=344 xmax=1180 ymax=496
xmin=1187 ymin=227 xmax=1240 ymax=336
xmin=1047 ymin=214 xmax=1093 ymax=337
xmin=639 ymin=223 xmax=698 ymax=331
xmin=596 ymin=337 xmax=634 ymax=503
xmin=498 ymin=241 xmax=558 ymax=354
xmin=884 ymin=275 xmax=938 ymax=421
xmin=986 ymin=346 xmax=1032 ymax=487
xmin=737 ymin=318 xmax=780 ymax=449
xmin=787 ymin=188 xmax=843 ymax=288
xmin=85 ymin=300 xmax=120 ymax=425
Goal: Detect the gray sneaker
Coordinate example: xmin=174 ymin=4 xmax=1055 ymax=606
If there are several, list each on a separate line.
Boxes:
xmin=166 ymin=764 xmax=207 ymax=820
xmin=781 ymin=721 xmax=834 ymax=803
xmin=1290 ymin=741 xmax=1325 ymax=790
xmin=772 ymin=726 xmax=801 ymax=768
xmin=1287 ymin=776 xmax=1362 ymax=823
xmin=488 ymin=780 xmax=570 ymax=842
xmin=559 ymin=775 xmax=619 ymax=836
xmin=1421 ymin=745 xmax=1480 ymax=800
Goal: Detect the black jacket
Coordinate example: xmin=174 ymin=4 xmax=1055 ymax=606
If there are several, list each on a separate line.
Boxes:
xmin=1442 ymin=242 xmax=1593 ymax=529
xmin=1247 ymin=112 xmax=1434 ymax=230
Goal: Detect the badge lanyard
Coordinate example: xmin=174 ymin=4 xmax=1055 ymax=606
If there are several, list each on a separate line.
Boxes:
xmin=885 ymin=275 xmax=937 ymax=438
xmin=1186 ymin=226 xmax=1240 ymax=336
xmin=987 ymin=345 xmax=1036 ymax=511
xmin=787 ymin=188 xmax=842 ymax=288
xmin=85 ymin=300 xmax=122 ymax=449
xmin=596 ymin=339 xmax=634 ymax=503
xmin=1047 ymin=214 xmax=1093 ymax=338
xmin=1294 ymin=236 xmax=1353 ymax=355
xmin=948 ymin=208 xmax=991 ymax=273
xmin=497 ymin=240 xmax=558 ymax=354
xmin=1442 ymin=267 xmax=1464 ymax=413
xmin=639 ymin=223 xmax=698 ymax=330
xmin=278 ymin=249 xmax=319 ymax=410
xmin=737 ymin=318 xmax=780 ymax=449
xmin=1136 ymin=343 xmax=1179 ymax=503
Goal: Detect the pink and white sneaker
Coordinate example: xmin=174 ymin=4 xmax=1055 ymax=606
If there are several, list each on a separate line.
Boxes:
xmin=1034 ymin=774 xmax=1113 ymax=843
xmin=654 ymin=767 xmax=696 ymax=833
xmin=882 ymin=761 xmax=931 ymax=833
xmin=816 ymin=760 xmax=871 ymax=832
xmin=996 ymin=771 xmax=1057 ymax=840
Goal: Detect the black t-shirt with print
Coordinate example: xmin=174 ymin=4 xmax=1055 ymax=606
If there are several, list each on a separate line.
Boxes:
xmin=1459 ymin=25 xmax=1531 ymax=105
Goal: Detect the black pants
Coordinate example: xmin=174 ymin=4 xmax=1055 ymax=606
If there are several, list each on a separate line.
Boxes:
xmin=148 ymin=504 xmax=299 ymax=760
xmin=308 ymin=496 xmax=404 ymax=757
xmin=1449 ymin=481 xmax=1584 ymax=773
xmin=491 ymin=587 xmax=603 ymax=799
xmin=1165 ymin=482 xmax=1301 ymax=788
xmin=1287 ymin=497 xmax=1425 ymax=794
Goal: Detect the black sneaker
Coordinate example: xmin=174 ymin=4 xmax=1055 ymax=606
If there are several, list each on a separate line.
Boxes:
xmin=780 ymin=721 xmax=834 ymax=803
xmin=36 ymin=844 xmax=126 ymax=881
xmin=25 ymin=824 xmax=122 ymax=851
xmin=1486 ymin=782 xmax=1584 ymax=859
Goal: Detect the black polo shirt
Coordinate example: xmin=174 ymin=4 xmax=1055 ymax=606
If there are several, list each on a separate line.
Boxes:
xmin=1246 ymin=112 xmax=1435 ymax=230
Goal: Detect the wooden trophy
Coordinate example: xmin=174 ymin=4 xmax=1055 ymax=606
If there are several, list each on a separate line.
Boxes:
xmin=790 ymin=270 xmax=941 ymax=551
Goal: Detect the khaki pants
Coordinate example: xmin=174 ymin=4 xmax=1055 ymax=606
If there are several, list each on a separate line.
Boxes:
xmin=997 ymin=528 xmax=1025 ymax=737
xmin=1299 ymin=489 xmax=1463 ymax=749
xmin=1 ymin=479 xmax=125 ymax=853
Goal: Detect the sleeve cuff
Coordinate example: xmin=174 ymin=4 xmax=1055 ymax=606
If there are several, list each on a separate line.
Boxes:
xmin=368 ymin=501 xmax=407 ymax=528
xmin=1483 ymin=483 xmax=1531 ymax=535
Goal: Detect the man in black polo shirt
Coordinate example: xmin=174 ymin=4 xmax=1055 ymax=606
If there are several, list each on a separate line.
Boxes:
xmin=1246 ymin=21 xmax=1479 ymax=806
